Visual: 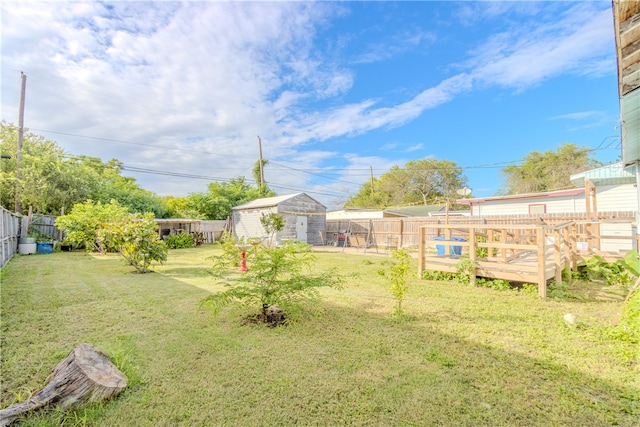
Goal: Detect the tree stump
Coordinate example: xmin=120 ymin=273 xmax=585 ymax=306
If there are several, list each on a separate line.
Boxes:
xmin=0 ymin=343 xmax=127 ymax=426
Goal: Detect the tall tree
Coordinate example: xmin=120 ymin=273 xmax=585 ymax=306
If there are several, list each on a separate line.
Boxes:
xmin=186 ymin=177 xmax=275 ymax=220
xmin=252 ymin=159 xmax=271 ymax=197
xmin=500 ymin=143 xmax=601 ymax=194
xmin=345 ymin=159 xmax=467 ymax=208
xmin=0 ymin=122 xmax=170 ymax=216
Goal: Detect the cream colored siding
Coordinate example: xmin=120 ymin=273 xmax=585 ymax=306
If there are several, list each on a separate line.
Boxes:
xmin=471 ymin=184 xmax=637 ymax=216
xmin=596 ymin=184 xmax=638 ymax=211
xmin=474 ymin=195 xmax=582 ymax=216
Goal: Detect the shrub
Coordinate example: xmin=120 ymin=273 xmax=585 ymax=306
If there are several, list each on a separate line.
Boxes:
xmin=98 ymin=212 xmax=168 ymax=273
xmin=165 ymin=233 xmax=195 ymax=249
xmin=378 ymin=249 xmax=412 ymax=317
xmin=55 ymin=200 xmax=130 ymax=253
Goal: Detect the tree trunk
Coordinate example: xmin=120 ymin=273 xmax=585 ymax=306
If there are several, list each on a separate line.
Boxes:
xmin=0 ymin=343 xmax=127 ymax=426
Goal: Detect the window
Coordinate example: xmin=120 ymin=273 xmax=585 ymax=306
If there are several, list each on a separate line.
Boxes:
xmin=529 ymin=204 xmax=546 ymax=214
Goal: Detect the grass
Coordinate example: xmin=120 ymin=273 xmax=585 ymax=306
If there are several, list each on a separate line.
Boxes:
xmin=1 ymin=246 xmax=638 ymax=426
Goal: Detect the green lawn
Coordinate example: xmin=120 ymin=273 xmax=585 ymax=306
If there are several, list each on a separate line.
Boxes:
xmin=1 ymin=246 xmax=638 ymax=426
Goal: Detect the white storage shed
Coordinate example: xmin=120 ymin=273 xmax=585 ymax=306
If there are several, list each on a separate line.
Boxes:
xmin=232 ymin=193 xmax=326 ymax=246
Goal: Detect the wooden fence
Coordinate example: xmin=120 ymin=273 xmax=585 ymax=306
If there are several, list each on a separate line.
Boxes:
xmin=0 ymin=206 xmax=20 ymax=268
xmin=326 ymin=211 xmax=636 ymax=249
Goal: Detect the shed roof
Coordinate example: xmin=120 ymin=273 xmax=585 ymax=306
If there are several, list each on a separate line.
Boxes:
xmin=233 ymin=193 xmax=325 ymax=210
xmin=156 ymin=218 xmax=202 ymax=224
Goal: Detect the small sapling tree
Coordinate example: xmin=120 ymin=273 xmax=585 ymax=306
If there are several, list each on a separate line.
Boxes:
xmin=203 ymin=224 xmax=343 ymax=325
xmin=379 ymin=249 xmax=412 ymax=318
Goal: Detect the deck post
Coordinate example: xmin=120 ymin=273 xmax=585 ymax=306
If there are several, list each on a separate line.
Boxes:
xmin=536 ymin=226 xmax=547 ymax=298
xmin=554 ymin=228 xmax=562 ymax=285
xmin=469 ymin=227 xmax=477 ymax=287
xmin=563 ymin=226 xmax=571 ymax=272
xmin=570 ymin=222 xmax=578 ymax=271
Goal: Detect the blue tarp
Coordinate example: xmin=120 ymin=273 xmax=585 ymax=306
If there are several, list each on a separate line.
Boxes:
xmin=434 ymin=236 xmax=465 ymax=256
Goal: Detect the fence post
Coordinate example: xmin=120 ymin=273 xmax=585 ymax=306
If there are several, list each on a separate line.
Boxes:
xmin=554 ymin=228 xmax=562 ymax=285
xmin=418 ymin=226 xmax=425 ymax=277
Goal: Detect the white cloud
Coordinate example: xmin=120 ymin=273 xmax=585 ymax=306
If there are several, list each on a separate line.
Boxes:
xmin=1 ymin=1 xmax=617 ymax=208
xmin=466 ymin=4 xmax=614 ymax=90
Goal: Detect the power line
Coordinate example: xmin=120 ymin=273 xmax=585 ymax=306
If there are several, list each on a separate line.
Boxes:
xmin=30 ymin=128 xmax=249 ymax=161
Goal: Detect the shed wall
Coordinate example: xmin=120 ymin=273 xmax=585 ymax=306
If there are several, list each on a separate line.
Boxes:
xmin=232 ymin=193 xmax=326 ymax=245
xmin=233 ymin=207 xmax=277 ymax=242
xmin=276 ymin=194 xmax=326 ymax=245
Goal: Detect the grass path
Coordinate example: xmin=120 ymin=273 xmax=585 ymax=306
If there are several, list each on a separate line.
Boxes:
xmin=1 ymin=246 xmax=638 ymax=426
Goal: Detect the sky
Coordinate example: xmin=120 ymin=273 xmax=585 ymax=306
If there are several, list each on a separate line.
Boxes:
xmin=1 ymin=1 xmax=624 ymax=210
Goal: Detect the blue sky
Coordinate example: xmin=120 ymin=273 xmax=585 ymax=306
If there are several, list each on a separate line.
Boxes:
xmin=1 ymin=1 xmax=622 ymax=209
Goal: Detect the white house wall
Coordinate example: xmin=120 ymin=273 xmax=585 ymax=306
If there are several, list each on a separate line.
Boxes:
xmin=471 ymin=184 xmax=637 ymax=216
xmin=473 ymin=194 xmax=583 ymax=216
xmin=596 ymin=184 xmax=638 ymax=211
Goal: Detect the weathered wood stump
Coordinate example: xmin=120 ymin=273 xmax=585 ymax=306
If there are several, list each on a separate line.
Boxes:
xmin=0 ymin=343 xmax=127 ymax=426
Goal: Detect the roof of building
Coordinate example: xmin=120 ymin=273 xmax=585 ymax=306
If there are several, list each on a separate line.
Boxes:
xmin=233 ymin=193 xmax=325 ymax=210
xmin=569 ymin=162 xmax=637 ymax=187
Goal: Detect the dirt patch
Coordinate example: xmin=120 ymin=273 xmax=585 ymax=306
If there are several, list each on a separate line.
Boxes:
xmin=241 ymin=305 xmax=287 ymax=328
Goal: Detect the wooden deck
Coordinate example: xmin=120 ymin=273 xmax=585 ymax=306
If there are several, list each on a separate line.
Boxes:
xmin=418 ymin=221 xmax=637 ymax=298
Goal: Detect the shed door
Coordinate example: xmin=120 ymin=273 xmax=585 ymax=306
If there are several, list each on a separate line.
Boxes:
xmin=296 ymin=216 xmax=307 ymax=242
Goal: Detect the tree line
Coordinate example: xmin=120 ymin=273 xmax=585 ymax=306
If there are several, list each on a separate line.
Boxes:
xmin=1 ymin=121 xmax=601 ymax=217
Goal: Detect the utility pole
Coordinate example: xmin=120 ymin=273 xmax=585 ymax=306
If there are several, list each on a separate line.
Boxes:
xmin=257 ymin=135 xmax=265 ymax=188
xmin=370 ymin=166 xmax=374 ymax=196
xmin=15 ymin=71 xmax=27 ymax=214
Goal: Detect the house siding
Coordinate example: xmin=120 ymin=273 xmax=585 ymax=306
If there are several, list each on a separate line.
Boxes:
xmin=469 ymin=184 xmax=637 ymax=216
xmin=596 ymin=184 xmax=638 ymax=211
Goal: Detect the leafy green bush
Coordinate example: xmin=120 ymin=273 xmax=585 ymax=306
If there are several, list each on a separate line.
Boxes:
xmin=98 ymin=212 xmax=168 ymax=273
xmin=576 ymin=250 xmax=639 ymax=288
xmin=165 ymin=233 xmax=195 ymax=249
xmin=55 ymin=200 xmax=130 ymax=253
xmin=455 ymin=258 xmax=477 ymax=285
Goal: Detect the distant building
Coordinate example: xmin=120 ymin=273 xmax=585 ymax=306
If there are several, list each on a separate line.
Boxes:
xmin=327 ymin=204 xmax=461 ymax=220
xmin=232 ymin=193 xmax=326 ymax=246
xmin=457 ymin=184 xmax=636 ymax=217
